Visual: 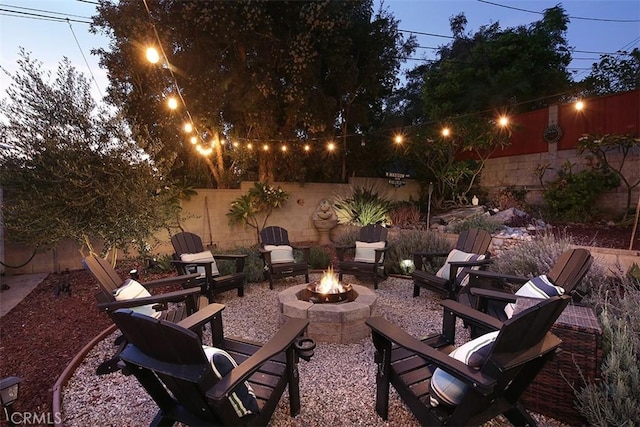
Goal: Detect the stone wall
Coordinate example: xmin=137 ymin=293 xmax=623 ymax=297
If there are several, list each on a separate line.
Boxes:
xmin=479 ymin=147 xmax=640 ymax=213
xmin=1 ymin=177 xmax=419 ymax=274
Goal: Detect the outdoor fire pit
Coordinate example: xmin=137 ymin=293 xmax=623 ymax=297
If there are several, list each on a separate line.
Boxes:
xmin=278 ymin=268 xmax=377 ymax=344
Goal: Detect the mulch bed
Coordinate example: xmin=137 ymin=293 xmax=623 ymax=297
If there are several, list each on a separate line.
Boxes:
xmin=0 ymin=223 xmax=637 ymax=418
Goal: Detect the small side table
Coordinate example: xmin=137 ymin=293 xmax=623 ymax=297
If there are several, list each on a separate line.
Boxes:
xmin=519 ymin=300 xmax=602 ymax=426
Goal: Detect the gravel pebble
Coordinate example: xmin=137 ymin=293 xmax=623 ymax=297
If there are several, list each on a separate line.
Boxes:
xmin=62 ymin=275 xmax=566 ymax=426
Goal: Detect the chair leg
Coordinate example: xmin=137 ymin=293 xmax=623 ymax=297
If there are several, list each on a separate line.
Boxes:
xmin=237 ymin=285 xmax=244 ymax=297
xmin=269 ymin=277 xmax=274 ymax=290
xmin=413 ymin=284 xmax=421 ymax=297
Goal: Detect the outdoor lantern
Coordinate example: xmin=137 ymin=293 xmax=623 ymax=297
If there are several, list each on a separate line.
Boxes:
xmin=0 ymin=377 xmax=21 ymax=421
xmin=400 ymin=259 xmax=415 ymax=275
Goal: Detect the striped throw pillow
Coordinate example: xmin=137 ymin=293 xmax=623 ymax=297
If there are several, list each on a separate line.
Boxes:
xmin=504 ymin=275 xmax=564 ymax=318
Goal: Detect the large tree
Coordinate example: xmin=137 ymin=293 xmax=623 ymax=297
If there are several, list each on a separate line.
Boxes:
xmin=394 ymin=5 xmax=572 ymax=206
xmin=0 ymin=51 xmax=180 ymax=261
xmin=579 ymin=48 xmax=640 ymax=96
xmin=91 ymin=0 xmax=414 ymax=187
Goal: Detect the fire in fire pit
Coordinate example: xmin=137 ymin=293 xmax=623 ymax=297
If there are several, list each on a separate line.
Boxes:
xmin=305 ymin=267 xmax=353 ymax=303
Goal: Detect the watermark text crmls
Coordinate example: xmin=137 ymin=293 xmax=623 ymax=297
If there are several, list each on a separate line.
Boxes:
xmin=4 ymin=410 xmax=62 ymax=425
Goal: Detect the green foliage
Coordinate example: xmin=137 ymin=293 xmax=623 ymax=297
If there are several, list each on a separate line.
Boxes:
xmin=577 ymin=133 xmax=640 ymax=220
xmin=308 ymin=246 xmax=332 ymax=270
xmin=580 ymin=48 xmax=640 ymax=96
xmin=384 ymin=230 xmax=451 ymax=275
xmin=227 ymin=182 xmax=289 ymax=244
xmin=227 ymin=247 xmax=264 ymax=283
xmin=542 ymin=162 xmax=620 ymax=221
xmin=93 ymin=0 xmax=415 ymax=184
xmin=333 ymin=184 xmax=393 ymax=225
xmin=452 ymin=215 xmax=504 ymax=234
xmin=0 ymin=52 xmax=180 ymax=258
xmin=576 ymin=277 xmax=640 ymax=425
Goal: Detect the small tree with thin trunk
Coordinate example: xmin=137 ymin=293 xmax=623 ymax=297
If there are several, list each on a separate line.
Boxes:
xmin=0 ymin=51 xmax=181 ymax=265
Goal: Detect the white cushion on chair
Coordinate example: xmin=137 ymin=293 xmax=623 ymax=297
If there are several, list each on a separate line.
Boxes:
xmin=436 ymin=249 xmax=485 ymax=286
xmin=113 ymin=279 xmax=161 ymax=319
xmin=354 ymin=241 xmax=386 ymax=263
xmin=429 ymin=331 xmax=499 ymax=407
xmin=202 ymin=346 xmax=258 ymax=417
xmin=504 ymin=274 xmax=564 ymax=318
xmin=264 ymin=245 xmax=295 ymax=264
xmin=180 ymin=250 xmax=220 ymax=277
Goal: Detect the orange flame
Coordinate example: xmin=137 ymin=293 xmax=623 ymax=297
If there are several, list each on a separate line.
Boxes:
xmin=316 ymin=267 xmax=346 ymax=294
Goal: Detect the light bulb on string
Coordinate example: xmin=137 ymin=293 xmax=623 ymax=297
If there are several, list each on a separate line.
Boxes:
xmin=281 ymin=145 xmax=288 ymax=152
xmin=189 ymin=136 xmax=198 ymax=145
xmin=183 ymin=123 xmax=193 ymax=133
xmin=263 ymin=144 xmax=269 ymax=151
xmin=197 ymin=145 xmax=213 ymax=156
xmin=146 ymin=47 xmax=160 ymax=64
xmin=327 ymin=142 xmax=336 ymax=152
xmin=247 ymin=143 xmax=253 ymax=150
xmin=167 ymin=97 xmax=178 ymax=110
xmin=575 ymin=100 xmax=584 ymax=111
xmin=441 ymin=127 xmax=451 ymax=137
xmin=304 ymin=144 xmax=311 ymax=152
xmin=498 ymin=116 xmax=509 ymax=127
xmin=233 ymin=141 xmax=239 ymax=148
xmin=394 ymin=134 xmax=404 ymax=144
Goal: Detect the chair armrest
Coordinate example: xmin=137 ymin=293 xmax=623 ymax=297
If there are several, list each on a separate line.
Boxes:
xmin=206 ymin=318 xmax=310 ymax=402
xmin=470 ymin=287 xmax=518 ymax=303
xmin=412 ymin=251 xmax=450 ymax=270
xmin=448 ymin=258 xmax=492 ymax=269
xmin=366 ymin=317 xmax=495 ymax=393
xmin=211 ymin=254 xmax=246 ymax=273
xmin=97 ymin=287 xmax=201 ymax=311
xmin=467 ymin=270 xmax=530 ymax=286
xmin=177 ymin=303 xmax=225 ymax=331
xmin=142 ymin=273 xmax=201 ymax=289
xmin=439 ymin=299 xmax=504 ymax=331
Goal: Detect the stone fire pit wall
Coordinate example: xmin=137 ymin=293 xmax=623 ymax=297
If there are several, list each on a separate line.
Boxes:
xmin=278 ymin=284 xmax=378 ymax=344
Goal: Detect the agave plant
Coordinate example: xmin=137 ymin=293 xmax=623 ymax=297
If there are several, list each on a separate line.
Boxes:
xmin=333 ymin=184 xmax=393 ymax=226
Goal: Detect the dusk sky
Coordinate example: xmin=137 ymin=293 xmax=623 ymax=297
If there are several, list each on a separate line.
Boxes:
xmin=1 ymin=0 xmax=638 ymax=104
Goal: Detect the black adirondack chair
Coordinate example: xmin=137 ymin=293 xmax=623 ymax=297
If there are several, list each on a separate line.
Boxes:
xmin=171 ymin=231 xmax=247 ymax=301
xmin=83 ymin=255 xmax=205 ymax=374
xmin=336 ymin=224 xmax=390 ymax=290
xmin=464 ymin=248 xmax=593 ymax=324
xmin=367 ymin=295 xmax=571 ymax=426
xmin=412 ymin=228 xmax=493 ymax=299
xmin=111 ymin=304 xmax=314 ymax=426
xmin=259 ymin=226 xmax=310 ymax=289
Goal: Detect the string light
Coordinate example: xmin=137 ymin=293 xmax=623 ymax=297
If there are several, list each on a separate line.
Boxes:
xmin=498 ymin=116 xmax=509 ymax=127
xmin=183 ymin=123 xmax=193 ymax=133
xmin=327 ymin=142 xmax=336 ymax=151
xmin=394 ymin=134 xmax=404 ymax=144
xmin=247 ymin=143 xmax=253 ymax=150
xmin=262 ymin=144 xmax=269 ymax=151
xmin=280 ymin=145 xmax=288 ymax=152
xmin=167 ymin=97 xmax=178 ymax=110
xmin=233 ymin=141 xmax=239 ymax=148
xmin=575 ymin=100 xmax=585 ymax=111
xmin=441 ymin=127 xmax=451 ymax=137
xmin=145 ymin=47 xmax=160 ymax=64
xmin=304 ymin=144 xmax=311 ymax=152
xmin=189 ymin=136 xmax=197 ymax=144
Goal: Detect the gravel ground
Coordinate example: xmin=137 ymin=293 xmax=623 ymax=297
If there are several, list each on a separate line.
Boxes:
xmin=62 ymin=274 xmax=566 ymax=426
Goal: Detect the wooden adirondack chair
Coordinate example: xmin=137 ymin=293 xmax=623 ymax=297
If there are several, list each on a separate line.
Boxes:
xmin=83 ymin=255 xmax=205 ymax=374
xmin=336 ymin=224 xmax=390 ymax=290
xmin=171 ymin=231 xmax=247 ymax=301
xmin=463 ymin=248 xmax=593 ymax=324
xmin=259 ymin=226 xmax=310 ymax=289
xmin=367 ymin=295 xmax=571 ymax=426
xmin=111 ymin=304 xmax=314 ymax=426
xmin=412 ymin=228 xmax=493 ymax=299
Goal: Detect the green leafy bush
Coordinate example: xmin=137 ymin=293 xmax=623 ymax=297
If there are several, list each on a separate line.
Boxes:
xmin=576 ymin=276 xmax=640 ymax=425
xmin=543 ymin=164 xmax=620 ymax=221
xmin=333 ymin=184 xmax=393 ymax=225
xmin=452 ymin=214 xmax=504 ymax=234
xmin=384 ymin=230 xmax=451 ymax=275
xmin=308 ymin=246 xmax=332 ymax=270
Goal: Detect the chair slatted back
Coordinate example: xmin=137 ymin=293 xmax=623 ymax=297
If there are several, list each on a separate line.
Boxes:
xmin=358 ymin=224 xmax=388 ymax=243
xmin=261 ymin=226 xmax=291 ymax=246
xmin=547 ymin=249 xmax=593 ymax=294
xmin=455 ymin=228 xmax=492 ymax=254
xmin=83 ymin=256 xmax=124 ymax=301
xmin=113 ymin=310 xmax=232 ymax=425
xmin=172 ymin=232 xmax=206 ymax=256
xmin=489 ymin=295 xmax=570 ymax=358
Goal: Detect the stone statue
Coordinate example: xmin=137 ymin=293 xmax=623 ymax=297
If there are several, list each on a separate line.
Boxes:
xmin=312 ymin=199 xmax=338 ymax=244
